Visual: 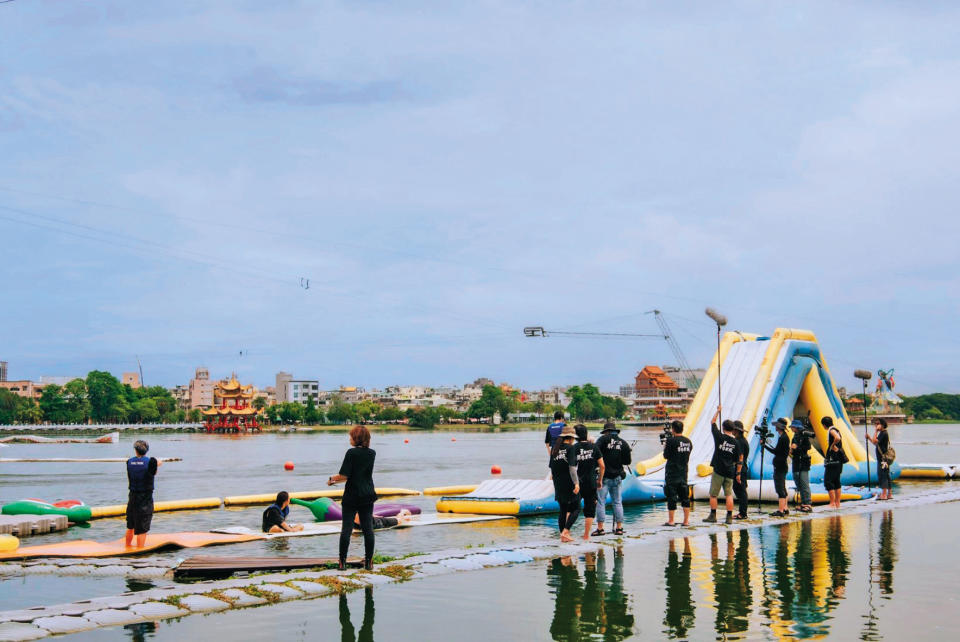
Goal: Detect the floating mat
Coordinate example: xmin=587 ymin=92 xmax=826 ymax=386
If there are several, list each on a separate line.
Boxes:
xmin=898 ymin=463 xmax=957 ymax=479
xmin=223 ymin=487 xmax=421 ymax=506
xmin=0 ymin=531 xmax=263 ymax=561
xmin=212 ymin=513 xmax=514 ymax=539
xmin=422 ymin=485 xmax=479 ymax=496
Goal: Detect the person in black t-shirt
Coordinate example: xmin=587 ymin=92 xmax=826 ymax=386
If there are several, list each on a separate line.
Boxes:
xmin=125 ymin=439 xmax=161 ymax=548
xmin=732 ymin=421 xmax=750 ymax=520
xmin=549 ymin=424 xmax=581 ymax=542
xmin=762 ymin=418 xmax=791 ymax=516
xmin=822 ymin=416 xmax=844 ymax=508
xmin=868 ymin=417 xmax=893 ymax=500
xmin=662 ymin=420 xmax=692 ymax=526
xmin=789 ymin=419 xmax=813 ymax=511
xmin=262 ymin=491 xmax=305 ymax=533
xmin=570 ymin=423 xmax=605 ymax=540
xmin=704 ymin=407 xmax=741 ymax=524
xmin=593 ymin=422 xmax=632 ymax=536
xmin=328 ymin=425 xmax=378 ymax=570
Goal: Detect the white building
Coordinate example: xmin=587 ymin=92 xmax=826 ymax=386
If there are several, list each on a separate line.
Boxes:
xmin=275 ymin=372 xmax=320 ymax=405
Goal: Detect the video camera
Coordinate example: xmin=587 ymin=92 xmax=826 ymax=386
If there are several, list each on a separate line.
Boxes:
xmin=658 ymin=423 xmax=673 ymax=445
xmin=754 ymin=409 xmax=772 ymax=442
xmin=800 ymin=414 xmax=817 ymax=439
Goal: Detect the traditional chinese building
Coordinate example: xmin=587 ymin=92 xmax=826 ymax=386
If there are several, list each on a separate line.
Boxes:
xmin=201 ymin=376 xmax=260 ymax=433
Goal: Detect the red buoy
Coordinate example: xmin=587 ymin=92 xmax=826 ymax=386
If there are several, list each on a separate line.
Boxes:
xmin=404 ymin=439 xmax=410 ymax=444
xmin=284 ymin=461 xmax=295 ymax=471
xmin=451 ymin=437 xmax=457 ymax=442
xmin=491 ymin=465 xmax=502 ymax=475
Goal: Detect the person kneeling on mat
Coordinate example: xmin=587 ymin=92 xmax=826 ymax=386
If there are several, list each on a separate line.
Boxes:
xmin=262 ymin=491 xmax=304 ymax=533
xmin=570 ymin=423 xmax=604 ymax=540
xmin=704 ymin=407 xmax=741 ymax=525
xmin=125 ymin=439 xmax=161 ymax=548
xmin=763 ymin=418 xmax=791 ymax=517
xmin=662 ymin=420 xmax=692 ymax=526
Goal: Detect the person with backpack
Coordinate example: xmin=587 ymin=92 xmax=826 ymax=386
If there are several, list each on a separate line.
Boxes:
xmin=868 ymin=418 xmax=894 ymax=500
xmin=789 ymin=418 xmax=813 ymax=512
xmin=822 ymin=416 xmax=846 ymax=508
xmin=592 ymin=421 xmax=632 ymax=536
xmin=762 ymin=418 xmax=791 ymax=517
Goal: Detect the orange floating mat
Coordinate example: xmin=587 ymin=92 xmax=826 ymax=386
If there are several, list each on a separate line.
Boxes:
xmin=0 ymin=531 xmax=265 ymax=561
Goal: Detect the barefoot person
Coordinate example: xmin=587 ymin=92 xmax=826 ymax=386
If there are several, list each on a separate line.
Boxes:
xmin=125 ymin=440 xmax=161 ymax=548
xmin=328 ymin=425 xmax=378 ymax=570
xmin=570 ymin=423 xmax=604 ymax=540
xmin=867 ymin=418 xmax=894 ymax=500
xmin=822 ymin=417 xmax=845 ymax=508
xmin=662 ymin=420 xmax=692 ymax=526
xmin=549 ymin=424 xmax=580 ymax=543
xmin=261 ymin=491 xmax=304 ymax=533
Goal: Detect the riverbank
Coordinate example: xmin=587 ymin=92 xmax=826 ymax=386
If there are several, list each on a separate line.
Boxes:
xmin=0 ymin=422 xmax=617 ymax=435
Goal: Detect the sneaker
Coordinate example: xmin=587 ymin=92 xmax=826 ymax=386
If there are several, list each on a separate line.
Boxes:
xmin=703 ymin=514 xmax=718 ymax=523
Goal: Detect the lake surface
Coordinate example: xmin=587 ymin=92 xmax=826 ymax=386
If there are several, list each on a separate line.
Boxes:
xmin=2 ymin=424 xmax=960 ymax=639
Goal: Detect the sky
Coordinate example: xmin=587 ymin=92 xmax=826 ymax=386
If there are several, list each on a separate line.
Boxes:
xmin=1 ymin=1 xmax=958 ymax=395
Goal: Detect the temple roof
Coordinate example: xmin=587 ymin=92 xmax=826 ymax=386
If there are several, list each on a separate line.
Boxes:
xmin=216 ymin=377 xmax=255 ymax=398
xmin=202 ymin=406 xmax=257 ymax=416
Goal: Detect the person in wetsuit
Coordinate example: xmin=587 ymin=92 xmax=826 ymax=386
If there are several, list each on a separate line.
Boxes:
xmin=822 ymin=416 xmax=844 ymax=508
xmin=544 ymin=410 xmax=567 ymax=455
xmin=662 ymin=420 xmax=692 ymax=526
xmin=262 ymin=491 xmax=305 ymax=533
xmin=125 ymin=439 xmax=161 ymax=548
xmin=867 ymin=417 xmax=893 ymax=500
xmin=732 ymin=420 xmax=750 ymax=519
xmin=704 ymin=407 xmax=741 ymax=524
xmin=763 ymin=418 xmax=791 ymax=516
xmin=328 ymin=425 xmax=378 ymax=570
xmin=354 ymin=509 xmax=413 ymax=531
xmin=570 ymin=423 xmax=605 ymax=540
xmin=789 ymin=418 xmax=813 ymax=512
xmin=593 ymin=421 xmax=632 ymax=536
xmin=550 ymin=424 xmax=581 ymax=542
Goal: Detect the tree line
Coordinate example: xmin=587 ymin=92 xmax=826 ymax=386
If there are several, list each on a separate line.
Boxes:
xmin=901 ymin=394 xmax=960 ymax=421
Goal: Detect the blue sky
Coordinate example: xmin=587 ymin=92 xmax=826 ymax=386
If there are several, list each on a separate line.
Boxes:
xmin=1 ymin=1 xmax=958 ymax=394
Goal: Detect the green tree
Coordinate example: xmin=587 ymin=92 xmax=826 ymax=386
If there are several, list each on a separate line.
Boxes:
xmin=303 ymin=398 xmax=322 ymax=424
xmin=376 ymin=406 xmax=405 ymax=422
xmin=278 ymin=402 xmax=304 ymax=424
xmin=86 ymin=371 xmax=125 ymax=422
xmin=566 ymin=383 xmax=627 ymax=420
xmin=264 ymin=405 xmax=281 ymax=424
xmin=407 ymin=406 xmax=442 ymax=429
xmin=38 ymin=384 xmax=68 ymax=423
xmin=252 ymin=397 xmax=268 ymax=411
xmin=467 ymin=385 xmax=512 ymax=420
xmin=353 ymin=400 xmax=379 ymax=422
xmin=16 ymin=401 xmax=42 ymax=424
xmin=132 ymin=398 xmax=160 ymax=423
xmin=187 ymin=408 xmax=202 ymax=423
xmin=326 ymin=400 xmax=355 ymax=424
xmin=0 ymin=389 xmax=36 ymax=424
xmin=62 ymin=379 xmax=90 ymax=422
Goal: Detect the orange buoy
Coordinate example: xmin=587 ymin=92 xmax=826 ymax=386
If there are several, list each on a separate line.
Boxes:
xmin=451 ymin=437 xmax=457 ymax=442
xmin=284 ymin=461 xmax=295 ymax=471
xmin=404 ymin=439 xmax=410 ymax=444
xmin=491 ymin=465 xmax=502 ymax=475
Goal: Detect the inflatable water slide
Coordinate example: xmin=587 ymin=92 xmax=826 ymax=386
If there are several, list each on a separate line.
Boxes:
xmin=636 ymin=328 xmax=899 ymax=490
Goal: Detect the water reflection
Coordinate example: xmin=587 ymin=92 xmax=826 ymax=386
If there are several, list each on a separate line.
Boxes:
xmin=662 ymin=538 xmax=694 ymax=638
xmin=123 ymin=622 xmax=156 ymax=642
xmin=710 ymin=530 xmax=752 ymax=635
xmin=339 ymin=586 xmax=375 ymax=642
xmin=875 ymin=511 xmax=897 ymax=596
xmin=547 ymin=548 xmax=635 ymax=641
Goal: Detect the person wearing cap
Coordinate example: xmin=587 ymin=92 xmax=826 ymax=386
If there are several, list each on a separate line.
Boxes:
xmin=762 ymin=418 xmax=791 ymax=516
xmin=732 ymin=420 xmax=750 ymax=520
xmin=867 ymin=417 xmax=893 ymax=500
xmin=789 ymin=418 xmax=813 ymax=512
xmin=704 ymin=406 xmax=740 ymax=524
xmin=570 ymin=423 xmax=605 ymax=540
xmin=593 ymin=420 xmax=632 ymax=536
xmin=549 ymin=424 xmax=581 ymax=542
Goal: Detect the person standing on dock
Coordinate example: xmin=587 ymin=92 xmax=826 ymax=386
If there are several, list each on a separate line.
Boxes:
xmin=868 ymin=418 xmax=894 ymax=500
xmin=789 ymin=419 xmax=813 ymax=512
xmin=593 ymin=421 xmax=632 ymax=536
xmin=763 ymin=418 xmax=791 ymax=516
xmin=822 ymin=417 xmax=845 ymax=508
xmin=571 ymin=423 xmax=605 ymax=540
xmin=662 ymin=420 xmax=692 ymax=527
xmin=703 ymin=407 xmax=740 ymax=524
xmin=328 ymin=425 xmax=378 ymax=571
xmin=732 ymin=421 xmax=750 ymax=520
xmin=125 ymin=439 xmax=160 ymax=548
xmin=550 ymin=424 xmax=581 ymax=542
xmin=545 ymin=410 xmax=567 ymax=455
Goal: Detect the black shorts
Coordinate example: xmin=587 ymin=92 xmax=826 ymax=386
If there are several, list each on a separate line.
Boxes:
xmin=126 ymin=492 xmax=154 ymax=534
xmin=877 ymin=464 xmax=891 ymax=490
xmin=580 ymin=483 xmax=598 ymax=518
xmin=823 ymin=464 xmax=842 ymax=491
xmin=773 ymin=468 xmax=788 ymax=499
xmin=664 ymin=479 xmax=690 ymax=511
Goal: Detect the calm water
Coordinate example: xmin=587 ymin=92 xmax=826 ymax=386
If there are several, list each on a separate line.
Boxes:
xmin=3 ymin=424 xmax=960 ymax=638
xmin=66 ymin=501 xmax=960 ymax=641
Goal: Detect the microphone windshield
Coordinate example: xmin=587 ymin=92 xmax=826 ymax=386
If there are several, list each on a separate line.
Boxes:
xmin=705 ymin=307 xmax=728 ymax=327
xmin=853 ymin=369 xmax=873 ymax=380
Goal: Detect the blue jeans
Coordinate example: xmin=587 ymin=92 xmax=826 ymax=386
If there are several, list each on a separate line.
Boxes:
xmin=793 ymin=470 xmax=811 ymax=505
xmin=596 ymin=476 xmax=623 ymax=525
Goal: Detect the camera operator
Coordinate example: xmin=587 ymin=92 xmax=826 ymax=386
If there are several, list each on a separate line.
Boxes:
xmin=732 ymin=421 xmax=750 ymax=520
xmin=662 ymin=420 xmax=692 ymax=527
xmin=762 ymin=418 xmax=791 ymax=516
xmin=703 ymin=406 xmax=741 ymax=524
xmin=789 ymin=419 xmax=813 ymax=512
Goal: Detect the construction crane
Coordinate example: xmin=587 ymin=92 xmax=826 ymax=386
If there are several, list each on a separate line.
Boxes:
xmin=645 ymin=310 xmax=700 ymax=390
xmin=522 ymin=327 xmax=664 ymax=339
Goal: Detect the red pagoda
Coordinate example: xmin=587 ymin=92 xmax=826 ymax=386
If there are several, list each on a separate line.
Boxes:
xmin=202 ymin=377 xmax=261 ymax=433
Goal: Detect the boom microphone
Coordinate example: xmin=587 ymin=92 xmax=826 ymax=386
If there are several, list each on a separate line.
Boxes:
xmin=853 ymin=369 xmax=873 ymax=380
xmin=705 ymin=307 xmax=727 ymax=327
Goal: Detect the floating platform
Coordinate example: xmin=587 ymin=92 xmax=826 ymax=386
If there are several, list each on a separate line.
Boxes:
xmin=174 ymin=555 xmax=363 ymax=580
xmin=436 ymin=476 xmax=664 ymax=516
xmin=223 ymin=487 xmax=420 ymax=507
xmin=0 ymin=531 xmax=262 ymax=561
xmin=0 ymin=432 xmax=118 ymax=444
xmin=690 ymin=479 xmax=874 ymax=504
xmin=897 ymin=463 xmax=957 ymax=479
xmin=0 ymin=514 xmax=69 ymax=537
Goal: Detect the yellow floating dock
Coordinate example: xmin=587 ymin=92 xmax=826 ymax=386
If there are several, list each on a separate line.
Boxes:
xmin=223 ymin=488 xmax=421 ymax=507
xmin=90 ymin=497 xmax=223 ymax=518
xmin=422 ymin=485 xmax=478 ymax=496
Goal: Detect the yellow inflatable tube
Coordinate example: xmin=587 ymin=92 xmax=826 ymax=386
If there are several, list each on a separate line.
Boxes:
xmin=435 ymin=499 xmax=520 ymax=515
xmin=799 ymin=367 xmax=866 ymax=464
xmin=422 ymin=485 xmax=479 ymax=496
xmin=637 ymin=331 xmax=749 ymax=476
xmin=224 ymin=487 xmax=421 ymax=506
xmin=90 ymin=497 xmax=223 ymax=518
xmin=0 ymin=534 xmax=19 ymax=552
